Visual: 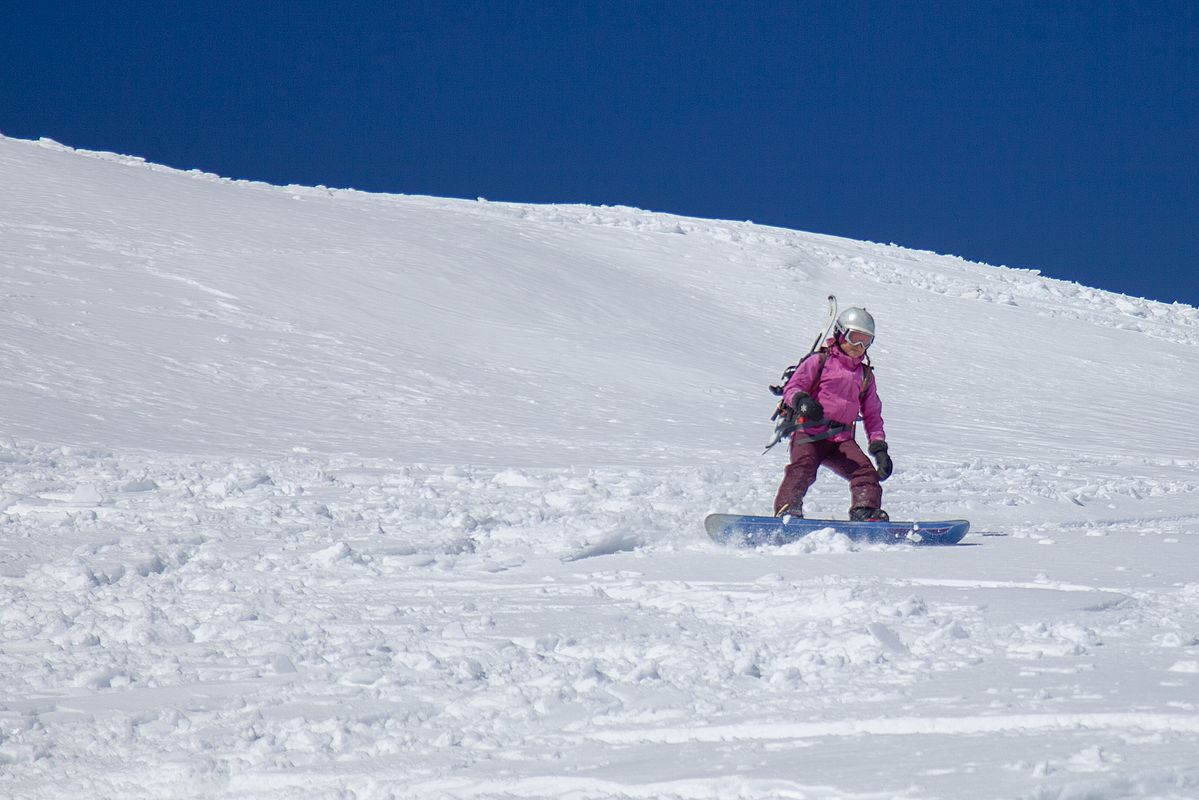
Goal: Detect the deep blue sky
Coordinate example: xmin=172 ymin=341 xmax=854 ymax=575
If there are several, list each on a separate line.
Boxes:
xmin=4 ymin=2 xmax=1197 ymax=306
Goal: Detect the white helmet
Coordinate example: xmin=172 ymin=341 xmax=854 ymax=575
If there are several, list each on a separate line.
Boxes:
xmin=835 ymin=307 xmax=875 ymax=339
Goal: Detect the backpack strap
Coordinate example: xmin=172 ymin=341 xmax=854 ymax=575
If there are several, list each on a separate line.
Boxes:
xmin=798 ymin=348 xmax=862 ymax=403
xmin=808 ymin=349 xmax=830 ymax=396
xmin=801 ymin=348 xmax=872 ymax=404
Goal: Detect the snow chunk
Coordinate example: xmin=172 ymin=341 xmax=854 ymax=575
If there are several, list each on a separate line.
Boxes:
xmin=491 ymin=468 xmax=539 ymax=487
xmin=867 ymin=622 xmax=910 ymax=655
xmin=441 ymin=621 xmax=468 ymax=639
xmin=270 ymin=655 xmax=298 ymax=674
xmin=774 ymin=529 xmax=856 ymax=554
xmin=71 ymin=484 xmax=106 ymax=505
xmin=74 ymin=667 xmax=127 ymax=689
xmin=562 ymin=530 xmax=641 ymax=561
xmin=308 ymin=541 xmax=363 ymax=567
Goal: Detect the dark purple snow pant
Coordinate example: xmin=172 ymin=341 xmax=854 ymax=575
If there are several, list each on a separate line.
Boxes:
xmin=773 ymin=436 xmax=882 ymax=516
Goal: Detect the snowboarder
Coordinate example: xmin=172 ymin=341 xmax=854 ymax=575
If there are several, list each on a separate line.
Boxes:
xmin=773 ymin=306 xmax=893 ymax=520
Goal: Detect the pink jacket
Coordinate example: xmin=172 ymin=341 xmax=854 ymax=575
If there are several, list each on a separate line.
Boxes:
xmin=781 ymin=340 xmax=885 ymax=444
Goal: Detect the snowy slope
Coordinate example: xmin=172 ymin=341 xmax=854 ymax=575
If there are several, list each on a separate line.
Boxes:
xmin=3 ymin=133 xmax=1199 ymax=799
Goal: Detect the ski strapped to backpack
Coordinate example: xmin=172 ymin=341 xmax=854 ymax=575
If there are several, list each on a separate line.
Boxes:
xmin=763 ymin=295 xmax=875 ymax=453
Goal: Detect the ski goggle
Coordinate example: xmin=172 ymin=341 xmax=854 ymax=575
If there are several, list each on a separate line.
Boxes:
xmin=843 ymin=329 xmax=874 ymax=348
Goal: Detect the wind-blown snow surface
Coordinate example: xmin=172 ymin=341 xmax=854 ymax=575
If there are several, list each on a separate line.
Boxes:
xmin=3 ymin=134 xmax=1199 ymax=799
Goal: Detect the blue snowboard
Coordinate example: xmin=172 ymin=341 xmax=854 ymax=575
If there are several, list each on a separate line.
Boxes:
xmin=705 ymin=513 xmax=970 ymax=547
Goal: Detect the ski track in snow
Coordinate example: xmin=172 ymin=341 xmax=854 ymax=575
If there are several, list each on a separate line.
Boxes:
xmin=2 ymin=136 xmax=1199 ymax=799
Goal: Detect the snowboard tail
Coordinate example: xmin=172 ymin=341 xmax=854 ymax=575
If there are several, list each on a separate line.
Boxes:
xmin=705 ymin=513 xmax=969 ymax=547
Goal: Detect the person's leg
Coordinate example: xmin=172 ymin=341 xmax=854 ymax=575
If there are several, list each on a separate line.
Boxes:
xmin=823 ymin=439 xmax=883 ymax=515
xmin=773 ymin=439 xmax=827 ymax=516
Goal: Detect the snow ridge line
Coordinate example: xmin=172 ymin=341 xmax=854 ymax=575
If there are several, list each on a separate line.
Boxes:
xmin=587 ymin=712 xmax=1199 ymax=744
xmin=901 ymin=577 xmax=1122 ymax=594
xmin=397 ymin=775 xmax=875 ymax=800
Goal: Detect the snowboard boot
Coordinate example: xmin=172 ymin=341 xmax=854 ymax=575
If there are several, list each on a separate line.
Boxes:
xmin=849 ymin=506 xmax=890 ymax=522
xmin=775 ymin=501 xmax=803 ymax=519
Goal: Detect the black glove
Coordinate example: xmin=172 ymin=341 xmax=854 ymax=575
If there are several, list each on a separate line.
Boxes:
xmin=869 ymin=440 xmax=893 ymax=481
xmin=789 ymin=393 xmax=824 ymax=421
